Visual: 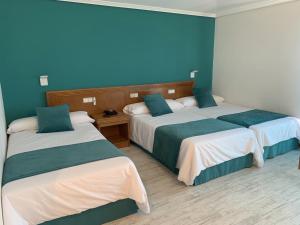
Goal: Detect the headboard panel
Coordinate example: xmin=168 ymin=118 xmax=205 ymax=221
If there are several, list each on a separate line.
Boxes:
xmin=0 ymin=84 xmax=7 ymax=225
xmin=47 ymin=81 xmax=194 ymax=115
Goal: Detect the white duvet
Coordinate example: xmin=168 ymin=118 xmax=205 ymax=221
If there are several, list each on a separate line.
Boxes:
xmin=2 ymin=123 xmax=150 ymax=225
xmin=130 ymin=108 xmax=264 ymax=186
xmin=190 ymin=102 xmax=300 ymax=148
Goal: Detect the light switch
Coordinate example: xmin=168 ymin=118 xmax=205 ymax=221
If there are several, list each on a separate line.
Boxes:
xmin=40 ymin=75 xmax=48 ymax=86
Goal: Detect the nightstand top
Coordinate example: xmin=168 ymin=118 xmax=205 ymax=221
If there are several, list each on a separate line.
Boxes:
xmin=91 ymin=112 xmax=129 ymax=128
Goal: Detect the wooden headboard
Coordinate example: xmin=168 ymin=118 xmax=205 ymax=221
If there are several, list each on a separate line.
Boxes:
xmin=47 ymin=81 xmax=194 ymax=115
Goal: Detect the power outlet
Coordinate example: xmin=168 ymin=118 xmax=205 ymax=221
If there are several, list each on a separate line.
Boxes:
xmin=168 ymin=89 xmax=175 ymax=94
xmin=83 ymin=97 xmax=96 ymax=105
xmin=130 ymin=93 xmax=139 ymax=98
xmin=83 ymin=97 xmax=93 ymax=103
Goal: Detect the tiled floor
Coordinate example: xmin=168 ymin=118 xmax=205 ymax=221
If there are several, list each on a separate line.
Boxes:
xmin=106 ymin=145 xmax=300 ymax=225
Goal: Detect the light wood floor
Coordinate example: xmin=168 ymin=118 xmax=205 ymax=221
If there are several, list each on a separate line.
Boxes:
xmin=106 ymin=145 xmax=300 ymax=225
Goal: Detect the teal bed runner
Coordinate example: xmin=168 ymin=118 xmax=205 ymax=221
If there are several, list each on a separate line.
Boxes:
xmin=2 ymin=139 xmax=124 ymax=186
xmin=152 ymin=119 xmax=242 ymax=173
xmin=39 ymin=198 xmax=137 ymax=225
xmin=263 ymin=138 xmax=299 ymax=160
xmin=194 ymin=153 xmax=253 ymax=186
xmin=217 ymin=109 xmax=287 ymax=128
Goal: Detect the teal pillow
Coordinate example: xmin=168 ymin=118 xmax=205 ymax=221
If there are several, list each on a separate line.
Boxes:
xmin=193 ymin=88 xmax=217 ymax=108
xmin=37 ymin=104 xmax=74 ymax=133
xmin=144 ymin=94 xmax=173 ymax=117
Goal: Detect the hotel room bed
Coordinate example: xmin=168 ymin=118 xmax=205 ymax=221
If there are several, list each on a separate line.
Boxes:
xmin=2 ymin=122 xmax=150 ymax=225
xmin=189 ymin=102 xmax=300 ymax=159
xmin=129 ymin=107 xmax=264 ymax=186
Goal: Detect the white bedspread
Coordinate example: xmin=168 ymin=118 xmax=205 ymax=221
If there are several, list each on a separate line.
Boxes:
xmin=3 ymin=123 xmax=150 ymax=225
xmin=191 ymin=103 xmax=300 ymax=148
xmin=187 ymin=102 xmax=250 ymax=119
xmin=130 ymin=108 xmax=263 ymax=185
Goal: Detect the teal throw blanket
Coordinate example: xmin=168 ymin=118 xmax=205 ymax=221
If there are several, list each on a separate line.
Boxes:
xmin=217 ymin=109 xmax=287 ymax=128
xmin=152 ymin=119 xmax=242 ymax=173
xmin=2 ymin=140 xmax=124 ymax=186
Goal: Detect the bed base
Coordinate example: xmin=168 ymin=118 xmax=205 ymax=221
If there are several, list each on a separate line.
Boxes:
xmin=194 ymin=138 xmax=300 ymax=185
xmin=263 ymin=138 xmax=299 ymax=160
xmin=193 ymin=153 xmax=253 ymax=186
xmin=134 ymin=138 xmax=299 ymax=187
xmin=39 ymin=199 xmax=137 ymax=225
xmin=133 ymin=142 xmax=255 ymax=186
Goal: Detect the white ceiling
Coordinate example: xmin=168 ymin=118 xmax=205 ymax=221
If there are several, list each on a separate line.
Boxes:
xmin=62 ymin=0 xmax=296 ymax=17
xmin=107 ymin=0 xmax=265 ymax=14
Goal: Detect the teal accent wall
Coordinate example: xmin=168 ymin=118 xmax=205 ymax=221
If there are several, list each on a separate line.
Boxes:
xmin=0 ymin=0 xmax=215 ymax=123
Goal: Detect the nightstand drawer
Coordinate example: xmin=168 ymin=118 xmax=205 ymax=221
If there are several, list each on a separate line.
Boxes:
xmin=91 ymin=112 xmax=130 ymax=148
xmin=98 ymin=119 xmax=129 ymax=128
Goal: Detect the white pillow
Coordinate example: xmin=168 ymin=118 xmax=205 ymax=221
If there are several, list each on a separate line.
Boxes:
xmin=176 ymin=95 xmax=225 ymax=107
xmin=213 ymin=95 xmax=225 ymax=104
xmin=7 ymin=111 xmax=95 ymax=134
xmin=167 ymin=99 xmax=185 ymax=111
xmin=176 ymin=96 xmax=197 ymax=107
xmin=70 ymin=111 xmax=95 ymax=124
xmin=123 ymin=99 xmax=184 ymax=116
xmin=7 ymin=116 xmax=37 ymax=134
xmin=123 ymin=102 xmax=149 ymax=116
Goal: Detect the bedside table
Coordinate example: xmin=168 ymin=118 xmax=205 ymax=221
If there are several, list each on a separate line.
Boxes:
xmin=92 ymin=112 xmax=130 ymax=148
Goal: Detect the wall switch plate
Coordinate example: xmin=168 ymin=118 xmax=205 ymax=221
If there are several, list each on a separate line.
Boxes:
xmin=130 ymin=93 xmax=139 ymax=98
xmin=83 ymin=97 xmax=93 ymax=103
xmin=83 ymin=97 xmax=97 ymax=105
xmin=40 ymin=75 xmax=48 ymax=86
xmin=168 ymin=89 xmax=175 ymax=94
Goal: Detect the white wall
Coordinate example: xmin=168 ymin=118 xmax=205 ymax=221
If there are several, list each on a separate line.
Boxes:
xmin=213 ymin=1 xmax=300 ymax=116
xmin=0 ymin=84 xmax=6 ymax=225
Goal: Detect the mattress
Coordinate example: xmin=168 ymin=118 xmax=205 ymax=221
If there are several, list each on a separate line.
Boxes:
xmin=3 ymin=123 xmax=150 ymax=225
xmin=130 ymin=108 xmax=263 ymax=185
xmin=190 ymin=102 xmax=300 ymax=148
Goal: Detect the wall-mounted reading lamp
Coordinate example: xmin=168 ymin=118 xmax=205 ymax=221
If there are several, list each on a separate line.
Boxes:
xmin=190 ymin=70 xmax=198 ymax=79
xmin=190 ymin=70 xmax=198 ymax=87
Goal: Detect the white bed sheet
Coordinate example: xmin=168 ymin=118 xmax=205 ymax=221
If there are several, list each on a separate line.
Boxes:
xmin=3 ymin=123 xmax=150 ymax=225
xmin=130 ymin=108 xmax=263 ymax=185
xmin=186 ymin=102 xmax=251 ymax=119
xmin=190 ymin=102 xmax=300 ymax=148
